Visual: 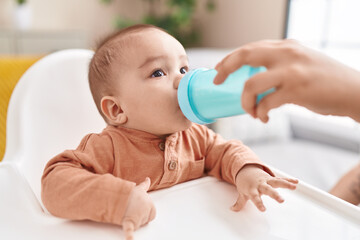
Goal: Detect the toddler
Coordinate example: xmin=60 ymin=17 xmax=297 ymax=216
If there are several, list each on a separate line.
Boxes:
xmin=41 ymin=24 xmax=298 ymax=239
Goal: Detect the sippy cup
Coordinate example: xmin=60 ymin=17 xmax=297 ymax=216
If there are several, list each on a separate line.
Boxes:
xmin=177 ymin=65 xmax=273 ymax=124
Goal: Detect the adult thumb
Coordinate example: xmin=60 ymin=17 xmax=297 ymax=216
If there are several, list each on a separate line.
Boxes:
xmin=137 ymin=177 xmax=151 ymax=192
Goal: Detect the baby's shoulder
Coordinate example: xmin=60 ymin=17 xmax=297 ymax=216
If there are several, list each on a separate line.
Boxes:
xmin=77 ymin=128 xmax=115 ymax=149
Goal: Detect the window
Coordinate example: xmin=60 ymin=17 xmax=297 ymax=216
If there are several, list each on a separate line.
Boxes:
xmin=286 ymin=0 xmax=360 ymax=70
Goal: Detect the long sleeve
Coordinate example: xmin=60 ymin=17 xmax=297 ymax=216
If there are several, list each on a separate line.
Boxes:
xmin=41 ymin=133 xmax=136 ymax=226
xmin=198 ymin=125 xmax=273 ymax=185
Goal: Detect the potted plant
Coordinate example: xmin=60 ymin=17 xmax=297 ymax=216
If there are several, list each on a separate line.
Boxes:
xmin=14 ymin=0 xmax=32 ymax=30
xmin=102 ymin=0 xmax=216 ymax=48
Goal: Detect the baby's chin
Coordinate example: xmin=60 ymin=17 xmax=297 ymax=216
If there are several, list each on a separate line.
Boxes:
xmin=166 ymin=119 xmax=193 ymax=134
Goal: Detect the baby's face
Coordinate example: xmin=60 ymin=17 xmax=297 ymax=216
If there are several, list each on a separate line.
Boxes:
xmin=112 ymin=29 xmax=192 ymax=137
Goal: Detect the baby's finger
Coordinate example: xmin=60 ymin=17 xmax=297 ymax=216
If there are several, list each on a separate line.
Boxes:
xmin=139 ymin=215 xmax=150 ymax=228
xmin=231 ymin=194 xmax=248 ymax=212
xmin=147 ymin=206 xmax=156 ymax=223
xmin=259 ymin=184 xmax=284 ymax=203
xmin=250 ymin=191 xmax=266 ymax=212
xmin=137 ymin=177 xmax=151 ymax=192
xmin=283 ymin=178 xmax=299 ymax=184
xmin=267 ymin=178 xmax=297 ymax=190
xmin=123 ymin=219 xmax=135 ymax=240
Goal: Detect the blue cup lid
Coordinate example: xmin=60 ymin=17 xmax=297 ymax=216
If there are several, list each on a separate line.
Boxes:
xmin=178 ymin=68 xmax=214 ymax=125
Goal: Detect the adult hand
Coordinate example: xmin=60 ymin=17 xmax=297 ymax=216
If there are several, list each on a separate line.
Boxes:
xmin=214 ymin=39 xmax=360 ymax=123
xmin=122 ymin=177 xmax=156 ymax=240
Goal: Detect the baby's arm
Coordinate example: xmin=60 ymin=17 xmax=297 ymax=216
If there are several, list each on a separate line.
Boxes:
xmin=198 ymin=124 xmax=273 ymax=184
xmin=41 ymin=133 xmax=154 ymax=230
xmin=197 ymin=125 xmax=297 ymax=211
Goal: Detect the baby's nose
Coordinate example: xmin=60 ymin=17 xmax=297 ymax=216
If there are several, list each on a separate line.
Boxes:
xmin=173 ymin=74 xmax=182 ymax=89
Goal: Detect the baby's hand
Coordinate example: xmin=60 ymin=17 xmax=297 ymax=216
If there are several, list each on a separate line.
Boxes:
xmin=122 ymin=177 xmax=156 ymax=240
xmin=232 ymin=164 xmax=298 ymax=212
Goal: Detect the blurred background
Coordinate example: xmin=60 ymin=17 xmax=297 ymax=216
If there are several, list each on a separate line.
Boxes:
xmin=1 ymin=0 xmax=360 ymax=194
xmin=0 ymin=0 xmax=287 ymax=51
xmin=0 ymin=0 xmax=288 ymax=161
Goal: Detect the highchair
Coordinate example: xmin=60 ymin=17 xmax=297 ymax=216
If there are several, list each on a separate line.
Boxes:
xmin=0 ymin=49 xmax=359 ymax=240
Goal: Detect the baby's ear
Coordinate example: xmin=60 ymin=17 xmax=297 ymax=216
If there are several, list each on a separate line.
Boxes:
xmin=100 ymin=96 xmax=127 ymax=126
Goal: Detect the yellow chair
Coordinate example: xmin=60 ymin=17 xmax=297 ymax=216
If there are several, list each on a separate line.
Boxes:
xmin=0 ymin=56 xmax=42 ymax=161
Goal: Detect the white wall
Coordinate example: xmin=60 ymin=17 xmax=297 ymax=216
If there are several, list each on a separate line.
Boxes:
xmin=0 ymin=0 xmax=287 ymax=48
xmin=197 ymin=0 xmax=287 ymax=47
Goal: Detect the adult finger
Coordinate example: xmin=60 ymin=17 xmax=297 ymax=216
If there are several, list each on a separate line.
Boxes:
xmin=123 ymin=219 xmax=135 ymax=240
xmin=249 ymin=190 xmax=266 ymax=212
xmin=214 ymin=41 xmax=280 ymax=85
xmin=259 ymin=184 xmax=284 ymax=203
xmin=241 ymin=70 xmax=283 ymax=117
xmin=255 ymin=88 xmax=290 ymax=123
xmin=267 ymin=178 xmax=297 ymax=190
xmin=231 ymin=194 xmax=248 ymax=212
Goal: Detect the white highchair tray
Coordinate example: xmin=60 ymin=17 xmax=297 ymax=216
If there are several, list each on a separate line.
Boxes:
xmin=0 ymin=163 xmax=359 ymax=240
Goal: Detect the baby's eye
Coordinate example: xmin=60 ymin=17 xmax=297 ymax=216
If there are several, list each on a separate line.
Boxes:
xmin=180 ymin=67 xmax=187 ymax=74
xmin=151 ymin=69 xmax=165 ymax=78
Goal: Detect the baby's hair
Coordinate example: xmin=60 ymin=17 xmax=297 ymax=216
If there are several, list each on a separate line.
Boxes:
xmin=88 ymin=24 xmax=167 ymax=122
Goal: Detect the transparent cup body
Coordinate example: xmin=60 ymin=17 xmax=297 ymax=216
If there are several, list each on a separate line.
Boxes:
xmin=178 ymin=65 xmax=270 ymax=124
